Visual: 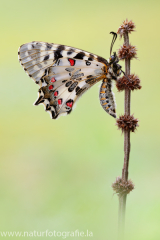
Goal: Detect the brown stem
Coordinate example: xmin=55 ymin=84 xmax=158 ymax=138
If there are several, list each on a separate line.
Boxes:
xmin=123 ymin=33 xmax=130 ymax=182
xmin=118 ymin=32 xmax=131 ymax=239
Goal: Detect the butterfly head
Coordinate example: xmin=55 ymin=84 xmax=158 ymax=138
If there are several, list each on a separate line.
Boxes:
xmin=108 ymin=52 xmax=122 ymax=78
xmin=108 ymin=32 xmax=122 ymax=78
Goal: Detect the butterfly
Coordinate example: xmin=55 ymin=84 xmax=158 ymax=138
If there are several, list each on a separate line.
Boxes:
xmin=18 ymin=32 xmax=122 ymax=119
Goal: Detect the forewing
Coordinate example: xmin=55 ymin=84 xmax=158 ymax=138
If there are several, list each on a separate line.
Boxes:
xmin=18 ymin=41 xmax=108 ymax=86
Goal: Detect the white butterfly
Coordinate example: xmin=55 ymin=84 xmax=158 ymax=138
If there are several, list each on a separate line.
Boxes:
xmin=18 ymin=33 xmax=122 ymax=119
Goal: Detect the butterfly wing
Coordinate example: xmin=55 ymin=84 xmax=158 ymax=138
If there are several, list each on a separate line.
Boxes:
xmin=18 ymin=42 xmax=108 ymax=85
xmin=18 ymin=42 xmax=108 ymax=119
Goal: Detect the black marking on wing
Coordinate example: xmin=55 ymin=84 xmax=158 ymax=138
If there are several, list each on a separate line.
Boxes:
xmin=68 ymin=82 xmax=78 ymax=92
xmin=74 ymin=52 xmax=85 ymax=59
xmin=54 ymin=45 xmax=65 ymax=59
xmin=43 ymin=69 xmax=48 ymax=77
xmin=51 ymin=111 xmax=56 ymax=119
xmin=65 ymin=81 xmax=72 ymax=87
xmin=67 ymin=48 xmax=75 ymax=55
xmin=46 ymin=105 xmax=51 ymax=111
xmin=71 ymin=73 xmax=84 ymax=79
xmin=86 ymin=61 xmax=91 ymax=66
xmin=65 ymin=67 xmax=74 ymax=72
xmin=88 ymin=54 xmax=94 ymax=61
xmin=97 ymin=56 xmax=109 ymax=65
xmin=47 ymin=43 xmax=52 ymax=49
xmin=35 ymin=96 xmax=44 ymax=105
xmin=85 ymin=78 xmax=97 ymax=85
xmin=76 ymin=86 xmax=80 ymax=93
xmin=44 ymin=55 xmax=49 ymax=61
xmin=76 ymin=87 xmax=87 ymax=96
xmin=67 ymin=109 xmax=72 ymax=114
xmin=58 ymin=45 xmax=65 ymax=51
xmin=87 ymin=75 xmax=93 ymax=78
xmin=56 ymin=59 xmax=60 ymax=65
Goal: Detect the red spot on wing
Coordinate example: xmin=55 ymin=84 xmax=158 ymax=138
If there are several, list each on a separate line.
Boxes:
xmin=51 ymin=77 xmax=56 ymax=82
xmin=68 ymin=58 xmax=75 ymax=66
xmin=66 ymin=102 xmax=73 ymax=108
xmin=54 ymin=91 xmax=58 ymax=97
xmin=49 ymin=85 xmax=53 ymax=90
xmin=58 ymin=99 xmax=62 ymax=105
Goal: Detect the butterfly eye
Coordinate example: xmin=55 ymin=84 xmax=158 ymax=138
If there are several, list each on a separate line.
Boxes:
xmin=109 ymin=55 xmax=116 ymax=64
xmin=110 ymin=56 xmax=114 ymax=61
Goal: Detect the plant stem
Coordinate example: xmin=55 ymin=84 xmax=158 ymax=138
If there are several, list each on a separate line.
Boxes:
xmin=118 ymin=32 xmax=131 ymax=239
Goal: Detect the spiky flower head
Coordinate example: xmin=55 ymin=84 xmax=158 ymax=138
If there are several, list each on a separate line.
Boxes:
xmin=116 ymin=115 xmax=139 ymax=133
xmin=116 ymin=74 xmax=141 ymax=91
xmin=112 ymin=177 xmax=134 ymax=196
xmin=117 ymin=19 xmax=135 ymax=37
xmin=118 ymin=44 xmax=137 ymax=60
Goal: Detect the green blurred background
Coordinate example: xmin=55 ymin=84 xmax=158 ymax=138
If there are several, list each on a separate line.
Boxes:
xmin=0 ymin=0 xmax=160 ymax=239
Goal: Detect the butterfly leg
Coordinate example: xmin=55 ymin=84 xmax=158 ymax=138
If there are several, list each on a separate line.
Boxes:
xmin=99 ymin=78 xmax=116 ymax=118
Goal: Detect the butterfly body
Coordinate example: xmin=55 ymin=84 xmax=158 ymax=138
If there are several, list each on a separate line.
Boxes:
xmin=18 ymin=41 xmax=122 ymax=119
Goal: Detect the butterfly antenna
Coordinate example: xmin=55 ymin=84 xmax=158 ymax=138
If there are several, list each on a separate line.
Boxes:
xmin=110 ymin=32 xmax=117 ymax=56
xmin=121 ymin=69 xmax=131 ymax=82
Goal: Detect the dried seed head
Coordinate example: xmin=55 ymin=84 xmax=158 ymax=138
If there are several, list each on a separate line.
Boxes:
xmin=118 ymin=44 xmax=137 ymax=60
xmin=116 ymin=74 xmax=142 ymax=91
xmin=112 ymin=177 xmax=134 ymax=196
xmin=117 ymin=19 xmax=135 ymax=37
xmin=116 ymin=115 xmax=139 ymax=133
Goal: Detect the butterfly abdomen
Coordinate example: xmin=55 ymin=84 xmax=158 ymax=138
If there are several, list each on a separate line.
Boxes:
xmin=99 ymin=79 xmax=116 ymax=118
